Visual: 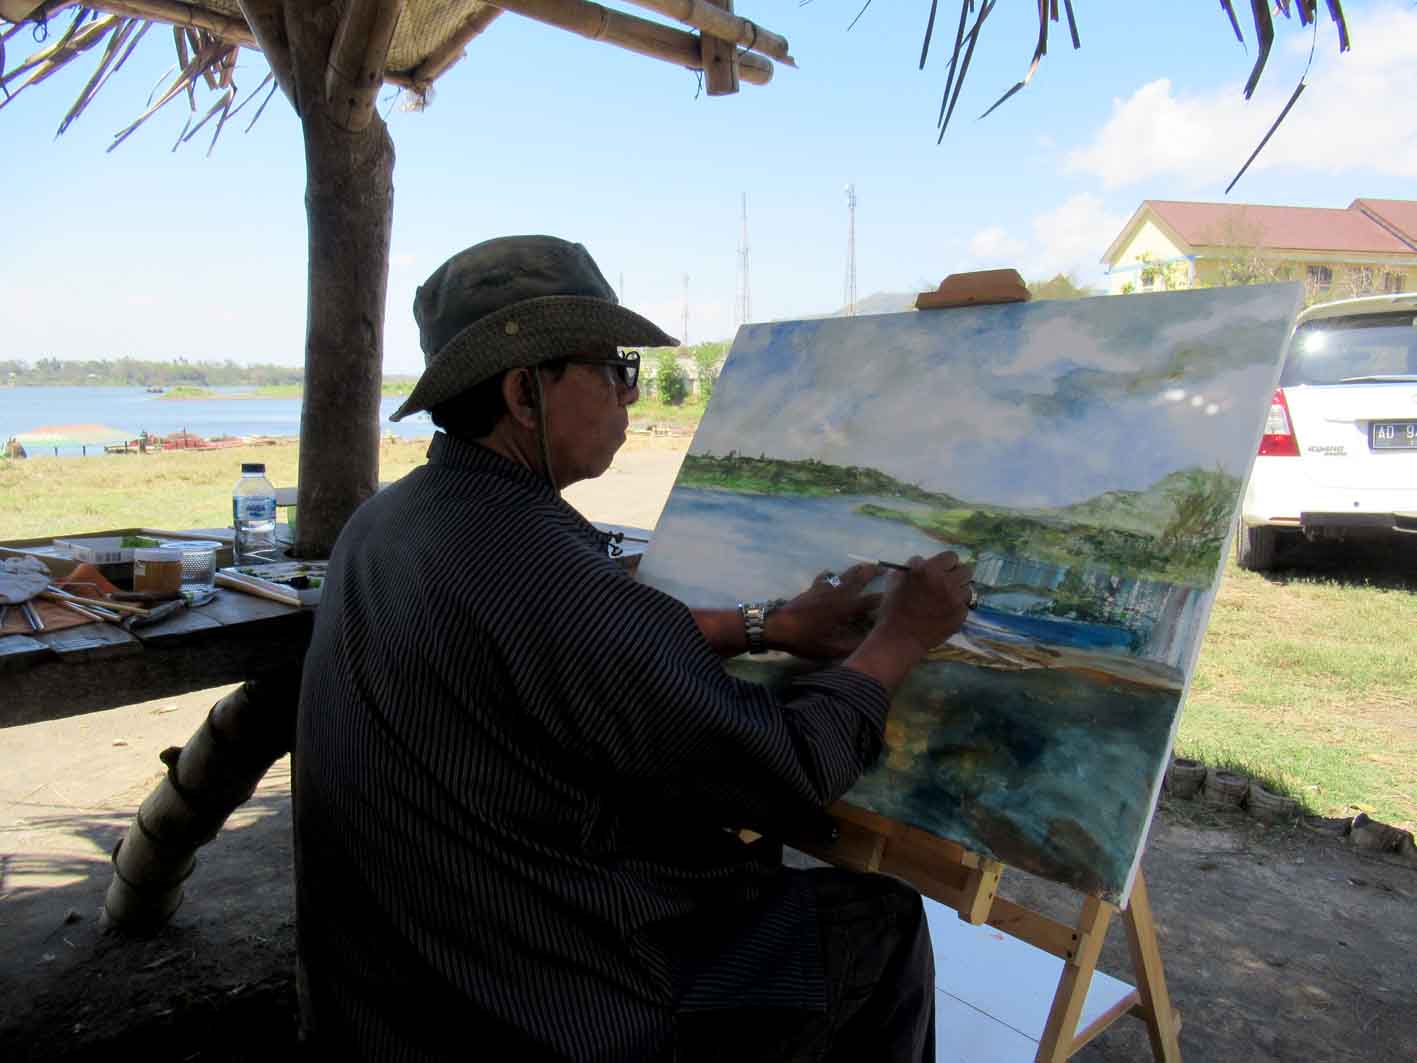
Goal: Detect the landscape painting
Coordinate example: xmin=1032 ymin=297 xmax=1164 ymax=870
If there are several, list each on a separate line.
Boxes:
xmin=637 ymin=284 xmax=1301 ymax=903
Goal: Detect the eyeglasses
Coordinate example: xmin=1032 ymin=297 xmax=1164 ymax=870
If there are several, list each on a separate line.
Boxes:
xmin=566 ymin=350 xmax=640 ymax=390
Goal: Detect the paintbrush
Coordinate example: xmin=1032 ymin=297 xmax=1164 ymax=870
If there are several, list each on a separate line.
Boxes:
xmin=20 ymin=600 xmax=44 ymax=631
xmin=846 ymin=554 xmax=979 ymax=609
xmin=43 ymin=587 xmax=148 ymax=616
xmin=847 ymin=552 xmax=911 ymax=571
xmin=55 ymin=599 xmax=111 ymax=623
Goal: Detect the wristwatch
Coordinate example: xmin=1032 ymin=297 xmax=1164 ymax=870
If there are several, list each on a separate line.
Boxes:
xmin=738 ymin=598 xmax=786 ymax=654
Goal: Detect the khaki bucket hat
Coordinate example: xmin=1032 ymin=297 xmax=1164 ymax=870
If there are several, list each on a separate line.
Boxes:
xmin=390 ymin=235 xmax=678 ymax=421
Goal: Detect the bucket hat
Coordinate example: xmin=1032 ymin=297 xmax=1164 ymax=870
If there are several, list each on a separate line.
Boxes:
xmin=390 ymin=235 xmax=678 ymax=421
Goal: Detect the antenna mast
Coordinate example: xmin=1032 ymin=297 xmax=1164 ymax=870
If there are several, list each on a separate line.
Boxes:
xmin=735 ymin=193 xmax=751 ymax=329
xmin=844 ymin=183 xmax=857 ymax=317
xmin=681 ymin=273 xmax=690 ymax=346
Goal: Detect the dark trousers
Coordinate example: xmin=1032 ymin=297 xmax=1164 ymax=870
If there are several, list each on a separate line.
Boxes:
xmin=675 ymin=869 xmax=936 ymax=1063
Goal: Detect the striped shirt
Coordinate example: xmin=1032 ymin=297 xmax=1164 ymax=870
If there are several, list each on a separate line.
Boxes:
xmin=295 ymin=432 xmax=890 ymax=1060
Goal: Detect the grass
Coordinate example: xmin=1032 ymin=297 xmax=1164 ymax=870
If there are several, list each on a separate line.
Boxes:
xmin=0 ymin=438 xmax=431 ymax=540
xmin=1178 ymin=549 xmax=1417 ymax=830
xmin=2 ymin=436 xmax=1414 ymax=831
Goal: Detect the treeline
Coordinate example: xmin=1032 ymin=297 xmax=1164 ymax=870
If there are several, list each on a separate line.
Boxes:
xmin=680 ymin=452 xmax=951 ymax=504
xmin=0 ymin=357 xmax=304 ymax=387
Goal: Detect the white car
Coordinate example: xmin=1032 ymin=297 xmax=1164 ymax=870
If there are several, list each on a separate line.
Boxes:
xmin=1236 ymin=293 xmax=1417 ymax=571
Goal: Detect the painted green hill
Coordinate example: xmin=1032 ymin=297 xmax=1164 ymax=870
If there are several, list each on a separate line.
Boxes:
xmin=680 ymin=451 xmax=960 ymax=505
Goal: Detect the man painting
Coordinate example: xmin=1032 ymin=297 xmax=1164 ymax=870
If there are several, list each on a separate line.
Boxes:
xmin=295 ymin=235 xmax=973 ymax=1061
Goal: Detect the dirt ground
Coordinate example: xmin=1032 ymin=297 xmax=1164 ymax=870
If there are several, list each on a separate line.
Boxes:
xmin=3 ymin=437 xmax=1416 ymax=1061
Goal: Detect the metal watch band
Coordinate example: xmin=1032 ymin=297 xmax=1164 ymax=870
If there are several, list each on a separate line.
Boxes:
xmin=739 ymin=601 xmax=769 ymax=654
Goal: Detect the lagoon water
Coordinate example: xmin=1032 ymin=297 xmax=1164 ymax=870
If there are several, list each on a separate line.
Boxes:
xmin=0 ymin=387 xmax=436 ymax=456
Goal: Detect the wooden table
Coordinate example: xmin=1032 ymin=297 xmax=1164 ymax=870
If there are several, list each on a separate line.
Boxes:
xmin=0 ymin=584 xmax=313 ymax=729
xmin=1 ymin=522 xmax=648 ymax=729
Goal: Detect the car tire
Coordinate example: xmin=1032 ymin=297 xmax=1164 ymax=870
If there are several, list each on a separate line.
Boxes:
xmin=1235 ymin=523 xmax=1279 ymax=572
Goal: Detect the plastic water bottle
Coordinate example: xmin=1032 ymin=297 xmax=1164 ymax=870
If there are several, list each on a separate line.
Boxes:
xmin=233 ymin=463 xmax=278 ymax=564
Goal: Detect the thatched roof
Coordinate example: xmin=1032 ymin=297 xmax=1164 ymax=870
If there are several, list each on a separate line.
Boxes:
xmin=3 ymin=1 xmax=1351 ymax=148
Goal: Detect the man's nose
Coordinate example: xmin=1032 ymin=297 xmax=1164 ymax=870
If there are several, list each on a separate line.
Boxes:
xmin=619 ymin=382 xmax=639 ymax=406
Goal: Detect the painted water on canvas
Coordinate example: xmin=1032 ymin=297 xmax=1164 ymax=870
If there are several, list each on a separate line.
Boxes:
xmin=637 ymin=285 xmax=1301 ymax=903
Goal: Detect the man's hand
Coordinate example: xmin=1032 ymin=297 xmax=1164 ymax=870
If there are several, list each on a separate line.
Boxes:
xmin=765 ymin=562 xmax=884 ymax=660
xmin=844 ymin=552 xmax=974 ymax=693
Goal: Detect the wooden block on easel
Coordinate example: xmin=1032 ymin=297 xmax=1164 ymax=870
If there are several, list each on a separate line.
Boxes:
xmin=916 ymin=268 xmax=1030 ymax=310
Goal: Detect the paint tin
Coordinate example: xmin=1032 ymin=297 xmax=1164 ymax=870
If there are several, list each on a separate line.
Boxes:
xmin=133 ymin=548 xmax=185 ymax=594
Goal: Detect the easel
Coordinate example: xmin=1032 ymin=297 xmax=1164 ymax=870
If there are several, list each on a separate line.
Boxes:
xmin=795 ymin=269 xmax=1183 ymax=1061
xmin=794 ymin=802 xmax=1181 ymax=1062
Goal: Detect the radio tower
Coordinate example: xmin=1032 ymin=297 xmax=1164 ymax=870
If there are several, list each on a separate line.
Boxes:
xmin=843 ymin=183 xmax=857 ymax=316
xmin=735 ymin=193 xmax=751 ymax=329
xmin=681 ymin=273 xmax=690 ymax=346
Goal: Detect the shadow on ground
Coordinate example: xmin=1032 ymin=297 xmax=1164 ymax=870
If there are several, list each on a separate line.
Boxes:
xmin=3 ymin=768 xmax=1416 ymax=1061
xmin=1258 ymin=536 xmax=1417 ymax=591
xmin=0 ymin=766 xmax=297 ymax=1062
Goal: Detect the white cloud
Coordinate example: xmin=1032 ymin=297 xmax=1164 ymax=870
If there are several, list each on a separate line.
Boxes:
xmin=390 ymin=253 xmax=417 ymax=270
xmin=967 ymin=195 xmax=1128 ymax=280
xmin=968 ymin=226 xmax=1026 ymax=262
xmin=1065 ymin=5 xmax=1417 ymax=187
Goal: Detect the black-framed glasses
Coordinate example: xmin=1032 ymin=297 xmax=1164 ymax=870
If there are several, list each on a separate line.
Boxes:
xmin=567 ymin=350 xmax=639 ymax=390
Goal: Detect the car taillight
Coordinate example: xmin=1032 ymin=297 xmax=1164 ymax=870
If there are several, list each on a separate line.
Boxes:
xmin=1258 ymin=388 xmax=1300 ymax=456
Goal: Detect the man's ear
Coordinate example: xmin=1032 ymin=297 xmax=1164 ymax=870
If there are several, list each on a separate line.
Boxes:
xmin=501 ymin=368 xmax=539 ymax=431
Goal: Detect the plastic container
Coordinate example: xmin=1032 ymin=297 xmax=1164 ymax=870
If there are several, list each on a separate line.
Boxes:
xmin=173 ymin=540 xmax=223 ymax=591
xmin=233 ymin=463 xmax=278 ymax=564
xmin=133 ymin=548 xmax=185 ymax=594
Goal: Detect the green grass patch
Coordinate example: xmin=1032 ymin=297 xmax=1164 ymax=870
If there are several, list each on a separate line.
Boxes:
xmin=1180 ymin=561 xmax=1417 ymax=829
xmin=159 ymin=385 xmax=218 ymax=400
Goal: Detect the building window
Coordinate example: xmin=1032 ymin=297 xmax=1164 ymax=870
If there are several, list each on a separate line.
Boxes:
xmin=1307 ymin=265 xmax=1333 ymax=291
xmin=1383 ymin=272 xmax=1406 ymax=294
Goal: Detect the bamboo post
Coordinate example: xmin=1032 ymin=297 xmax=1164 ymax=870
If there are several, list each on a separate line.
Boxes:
xmin=103 ymin=677 xmax=298 ymax=932
xmin=698 ymin=0 xmax=738 ymax=96
xmin=486 ymin=0 xmax=773 ymax=85
xmin=407 ymin=6 xmax=502 ymax=86
xmin=621 ymin=0 xmax=794 ymax=66
xmin=324 ymin=0 xmax=405 ymax=131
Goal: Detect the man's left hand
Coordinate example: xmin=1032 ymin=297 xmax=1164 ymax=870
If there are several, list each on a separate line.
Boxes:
xmin=766 ymin=563 xmax=884 ymax=659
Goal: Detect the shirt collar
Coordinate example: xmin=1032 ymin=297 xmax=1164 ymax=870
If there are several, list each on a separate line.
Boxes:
xmin=425 ymin=432 xmax=616 ymax=550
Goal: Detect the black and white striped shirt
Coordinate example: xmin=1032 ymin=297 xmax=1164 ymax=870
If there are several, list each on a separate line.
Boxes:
xmin=295 ymin=432 xmax=889 ymax=1060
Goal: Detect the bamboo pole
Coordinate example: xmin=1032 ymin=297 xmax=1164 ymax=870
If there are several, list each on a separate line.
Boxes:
xmin=406 ymin=5 xmax=502 ymax=86
xmin=621 ymin=0 xmax=794 ymax=66
xmin=486 ymin=0 xmax=773 ymax=85
xmin=324 ymin=0 xmax=405 ymax=131
xmin=55 ymin=0 xmax=257 ymax=49
xmin=698 ymin=0 xmax=737 ymax=96
xmin=103 ymin=678 xmax=298 ymax=932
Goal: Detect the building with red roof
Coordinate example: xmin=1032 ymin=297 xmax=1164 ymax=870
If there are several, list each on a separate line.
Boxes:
xmin=1100 ymin=199 xmax=1417 ymax=298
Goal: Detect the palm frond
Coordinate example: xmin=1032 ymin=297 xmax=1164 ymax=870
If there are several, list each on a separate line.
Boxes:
xmin=0 ymin=6 xmax=273 ymax=153
xmin=919 ymin=0 xmax=1350 ymax=129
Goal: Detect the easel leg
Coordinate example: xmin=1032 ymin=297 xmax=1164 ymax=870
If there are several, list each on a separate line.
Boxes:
xmin=1123 ymin=872 xmax=1183 ymax=1061
xmin=1034 ymin=895 xmax=1113 ymax=1063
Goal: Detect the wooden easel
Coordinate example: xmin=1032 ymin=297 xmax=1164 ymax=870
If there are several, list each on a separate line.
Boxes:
xmin=797 ymin=269 xmax=1182 ymax=1061
xmin=795 ymin=802 xmax=1181 ymax=1062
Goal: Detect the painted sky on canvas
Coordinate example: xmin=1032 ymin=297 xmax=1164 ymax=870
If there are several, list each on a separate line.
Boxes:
xmin=690 ymin=284 xmax=1302 ymax=508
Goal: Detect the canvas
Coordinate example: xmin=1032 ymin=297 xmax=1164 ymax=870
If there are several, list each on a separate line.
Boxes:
xmin=637 ymin=284 xmax=1302 ymax=904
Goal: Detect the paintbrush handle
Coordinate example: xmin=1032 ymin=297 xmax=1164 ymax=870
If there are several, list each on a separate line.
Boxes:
xmin=42 ymin=589 xmax=148 ymax=616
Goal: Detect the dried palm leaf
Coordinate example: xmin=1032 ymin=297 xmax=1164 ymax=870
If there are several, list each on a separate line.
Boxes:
xmin=922 ymin=0 xmax=1350 ymax=126
xmin=56 ymin=16 xmax=149 ymax=135
xmin=107 ymin=36 xmax=234 ymax=151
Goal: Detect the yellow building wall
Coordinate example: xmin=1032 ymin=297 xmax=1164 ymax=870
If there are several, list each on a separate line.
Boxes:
xmin=1190 ymin=258 xmax=1417 ymax=302
xmin=1105 ymin=220 xmax=1191 ymax=294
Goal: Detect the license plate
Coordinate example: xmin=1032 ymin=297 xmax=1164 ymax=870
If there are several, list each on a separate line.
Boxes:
xmin=1372 ymin=421 xmax=1417 ymax=450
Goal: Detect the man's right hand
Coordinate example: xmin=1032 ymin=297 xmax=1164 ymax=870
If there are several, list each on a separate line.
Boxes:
xmin=843 ymin=551 xmax=974 ymax=694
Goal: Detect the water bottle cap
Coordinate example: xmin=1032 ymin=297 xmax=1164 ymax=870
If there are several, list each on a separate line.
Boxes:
xmin=241 ymin=463 xmax=266 ymax=474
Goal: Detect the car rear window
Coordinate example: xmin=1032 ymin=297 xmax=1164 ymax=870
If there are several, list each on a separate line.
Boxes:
xmin=1282 ymin=312 xmax=1417 ymax=386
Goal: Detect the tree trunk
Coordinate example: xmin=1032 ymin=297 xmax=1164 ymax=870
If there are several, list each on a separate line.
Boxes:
xmin=294 ymin=107 xmax=394 ymax=558
xmin=240 ymin=0 xmax=397 ymax=558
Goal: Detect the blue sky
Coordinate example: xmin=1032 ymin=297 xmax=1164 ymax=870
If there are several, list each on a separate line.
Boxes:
xmin=2 ymin=1 xmax=1412 ymax=374
xmin=689 ymin=284 xmax=1299 ymax=506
